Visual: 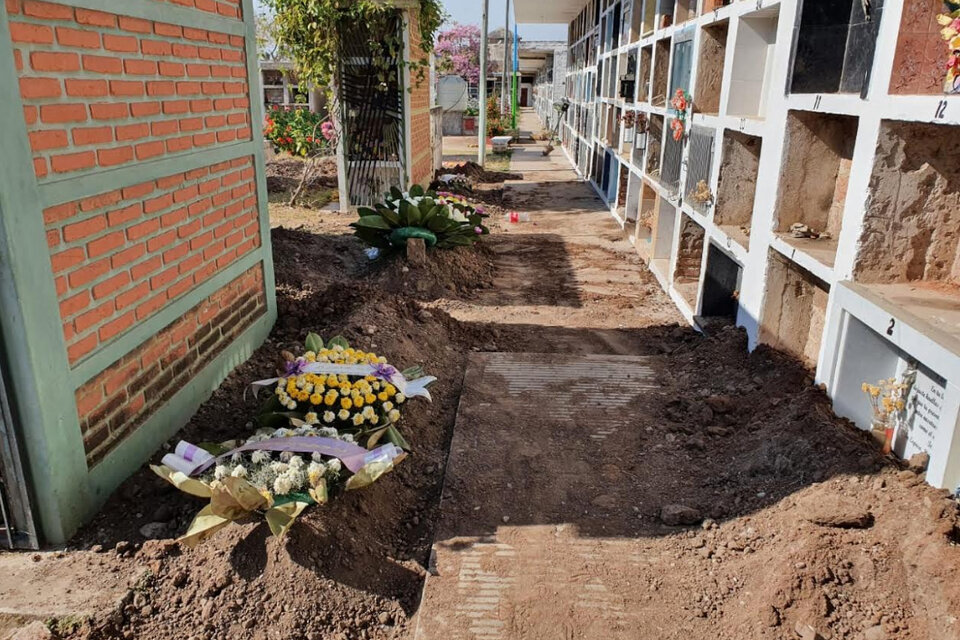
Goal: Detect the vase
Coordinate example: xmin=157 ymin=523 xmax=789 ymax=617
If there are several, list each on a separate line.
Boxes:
xmin=871 ymin=421 xmax=894 ymax=455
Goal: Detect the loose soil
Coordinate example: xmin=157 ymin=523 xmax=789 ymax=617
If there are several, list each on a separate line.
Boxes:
xmin=2 ymin=141 xmax=958 ymax=640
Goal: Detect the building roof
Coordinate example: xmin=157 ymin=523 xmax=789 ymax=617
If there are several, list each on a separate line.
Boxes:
xmin=514 ymin=0 xmax=582 ymax=24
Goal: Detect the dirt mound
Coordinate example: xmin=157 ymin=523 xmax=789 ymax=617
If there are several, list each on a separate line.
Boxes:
xmin=440 ymin=161 xmax=521 ymax=184
xmin=34 ymin=203 xmax=960 ymax=640
xmin=265 ymin=155 xmax=338 ymax=209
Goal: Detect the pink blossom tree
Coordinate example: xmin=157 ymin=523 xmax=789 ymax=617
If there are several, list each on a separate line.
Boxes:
xmin=435 ymin=22 xmax=487 ymax=83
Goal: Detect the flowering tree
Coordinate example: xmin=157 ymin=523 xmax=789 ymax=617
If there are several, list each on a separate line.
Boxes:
xmin=435 ymin=23 xmax=483 ymax=83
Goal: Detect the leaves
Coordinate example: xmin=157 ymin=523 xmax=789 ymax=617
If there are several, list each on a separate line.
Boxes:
xmin=327 ymin=335 xmax=350 ymax=350
xmin=305 ymin=332 xmax=324 ymax=353
xmin=353 ymin=216 xmax=391 ymax=230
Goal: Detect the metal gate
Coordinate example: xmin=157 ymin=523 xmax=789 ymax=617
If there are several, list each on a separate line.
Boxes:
xmin=685 ymin=125 xmax=715 ymax=212
xmin=0 ymin=352 xmax=37 ymax=549
xmin=337 ymin=15 xmax=406 ymax=206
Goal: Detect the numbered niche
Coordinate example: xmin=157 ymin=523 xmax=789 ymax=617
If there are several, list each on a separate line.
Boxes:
xmin=694 ymin=20 xmax=729 ymax=115
xmin=674 ymin=214 xmax=706 ymax=308
xmin=789 ymin=0 xmax=884 ymax=95
xmin=774 ymin=110 xmax=859 ymax=267
xmin=760 ymin=250 xmax=830 ymax=368
xmin=699 ymin=244 xmax=743 ymax=326
xmin=727 ymin=6 xmax=779 ymax=119
xmin=854 ymin=120 xmax=960 ymax=288
xmin=714 ymin=130 xmax=762 ymax=250
xmin=652 ymin=38 xmax=671 ymax=106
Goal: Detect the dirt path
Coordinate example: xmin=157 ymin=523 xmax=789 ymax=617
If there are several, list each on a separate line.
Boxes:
xmin=0 ymin=115 xmax=957 ymax=640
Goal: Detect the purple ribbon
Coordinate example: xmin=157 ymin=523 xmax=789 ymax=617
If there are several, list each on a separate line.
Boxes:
xmin=174 ymin=437 xmax=399 ymax=477
xmin=371 ymin=362 xmax=398 ymax=382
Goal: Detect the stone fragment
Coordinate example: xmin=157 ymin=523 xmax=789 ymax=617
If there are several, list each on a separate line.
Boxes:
xmin=798 ymin=494 xmax=873 ymax=529
xmin=406 ymin=237 xmax=427 ymax=265
xmin=907 ymin=452 xmax=930 ymax=474
xmin=660 ymin=504 xmax=702 ymax=526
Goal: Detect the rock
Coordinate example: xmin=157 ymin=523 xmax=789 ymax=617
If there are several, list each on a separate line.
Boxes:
xmin=10 ymin=622 xmax=54 ymax=640
xmin=706 ymin=426 xmax=731 ymax=437
xmin=660 ymin=504 xmax=702 ymax=526
xmin=377 ymin=612 xmax=392 ymax=625
xmin=705 ymin=395 xmax=735 ymax=414
xmin=864 ymin=625 xmax=886 ymax=640
xmin=406 ymin=237 xmax=427 ymax=265
xmin=139 ymin=522 xmax=169 ymax=540
xmin=798 ymin=494 xmax=873 ymax=529
xmin=760 ymin=605 xmax=780 ymax=627
xmin=794 ymin=622 xmax=825 ymax=640
xmin=152 ymin=505 xmax=175 ymax=522
xmin=907 ymin=452 xmax=930 ymax=474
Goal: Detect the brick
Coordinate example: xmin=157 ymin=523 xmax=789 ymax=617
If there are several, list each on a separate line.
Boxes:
xmin=143 ymin=193 xmax=174 ymax=214
xmin=80 ymin=191 xmax=121 ymax=212
xmin=165 ymin=136 xmax=193 ymax=153
xmin=51 ymin=247 xmax=84 ymax=273
xmin=30 ymin=51 xmax=79 ymax=72
xmin=115 ymin=123 xmax=149 ymax=141
xmin=158 ymin=61 xmax=184 ymax=77
xmin=193 ymin=132 xmax=215 ymax=147
xmin=68 ymin=258 xmax=110 ymax=288
xmin=154 ymin=22 xmax=182 ymax=38
xmin=122 ymin=181 xmax=153 ymax=200
xmin=83 ymin=55 xmax=123 ymax=74
xmin=147 ymin=230 xmax=176 ymax=253
xmin=63 ymin=215 xmax=106 ymax=242
xmin=176 ymin=81 xmax=201 ymax=95
xmin=9 ymin=21 xmax=53 ymax=44
xmin=44 ymin=202 xmax=77 ymax=225
xmin=186 ymin=63 xmax=210 ymax=77
xmin=87 ymin=230 xmax=124 ymax=257
xmin=51 ymin=150 xmax=96 ymax=173
xmin=46 ymin=229 xmax=60 ymax=247
xmin=109 ymin=80 xmax=144 ymax=97
xmin=171 ymin=44 xmax=198 ymax=58
xmin=166 ymin=274 xmax=195 ymax=299
xmin=103 ymin=358 xmax=141 ymax=396
xmin=92 ymin=272 xmax=131 ymax=300
xmin=162 ymin=240 xmax=189 ymax=263
xmin=147 ymin=81 xmax=175 ymax=97
xmin=68 ymin=334 xmax=98 ymax=363
xmin=56 ymin=26 xmax=100 ymax=49
xmin=29 ymin=129 xmax=69 ymax=152
xmin=197 ymin=46 xmax=220 ymax=61
xmin=41 ymin=103 xmax=87 ymax=124
xmin=179 ymin=117 xmax=202 ymax=132
xmin=23 ymin=0 xmax=73 ymax=19
xmin=110 ymin=242 xmax=146 ymax=268
xmin=178 ymin=252 xmax=202 ymax=273
xmin=162 ymin=100 xmax=189 ymax=115
xmin=102 ymin=34 xmax=138 ymax=53
xmin=118 ymin=16 xmax=151 ymax=33
xmin=90 ymin=103 xmax=128 ymax=121
xmin=74 ymin=300 xmax=113 ymax=333
xmin=115 ymin=282 xmax=149 ymax=311
xmin=150 ymin=265 xmax=178 ymax=290
xmin=131 ymin=102 xmax=162 ymax=117
xmin=72 ymin=126 xmax=113 ymax=146
xmin=19 ymin=76 xmax=61 ymax=98
xmin=75 ymin=8 xmax=115 ymax=27
xmin=134 ymin=141 xmax=164 ymax=160
xmin=135 ymin=292 xmax=166 ymax=320
xmin=127 ymin=218 xmax=160 ymax=241
xmin=23 ymin=105 xmax=37 ymax=125
xmin=141 ymin=39 xmax=173 ymax=56
xmin=65 ymin=79 xmax=108 ymax=97
xmin=76 ymin=384 xmax=104 ymax=417
xmin=124 ymin=59 xmax=158 ymax=76
xmin=97 ymin=146 xmax=134 ymax=167
xmin=151 ymin=120 xmax=178 ymax=136
xmin=99 ymin=311 xmax=136 ymax=342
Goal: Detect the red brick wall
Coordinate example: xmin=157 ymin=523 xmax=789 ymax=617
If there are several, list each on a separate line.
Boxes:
xmin=4 ymin=0 xmax=271 ymax=469
xmin=75 ymin=264 xmax=266 ymax=465
xmin=7 ymin=0 xmax=251 ymax=180
xmin=407 ymin=12 xmax=433 ymax=186
xmin=44 ymin=156 xmax=262 ymax=364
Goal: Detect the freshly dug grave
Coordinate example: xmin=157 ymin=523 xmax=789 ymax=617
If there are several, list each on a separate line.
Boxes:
xmin=265 ymin=155 xmax=339 ymax=209
xmin=29 ymin=210 xmax=960 ymax=640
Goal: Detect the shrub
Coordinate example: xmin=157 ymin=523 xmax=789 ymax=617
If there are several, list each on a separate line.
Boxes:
xmin=264 ymin=105 xmax=334 ymax=157
xmin=351 ymin=185 xmax=489 ymax=250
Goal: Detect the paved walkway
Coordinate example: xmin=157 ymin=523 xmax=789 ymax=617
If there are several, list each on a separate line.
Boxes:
xmin=415 ymin=110 xmax=686 ymax=639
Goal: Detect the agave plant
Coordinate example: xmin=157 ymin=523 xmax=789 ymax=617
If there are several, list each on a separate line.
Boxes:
xmin=351 ymin=185 xmax=489 ymax=250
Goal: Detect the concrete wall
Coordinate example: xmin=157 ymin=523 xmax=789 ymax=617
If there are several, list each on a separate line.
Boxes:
xmin=0 ymin=0 xmax=275 ymax=543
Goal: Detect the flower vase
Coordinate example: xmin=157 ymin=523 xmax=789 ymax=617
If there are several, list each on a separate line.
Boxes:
xmin=870 ymin=420 xmax=887 ymax=449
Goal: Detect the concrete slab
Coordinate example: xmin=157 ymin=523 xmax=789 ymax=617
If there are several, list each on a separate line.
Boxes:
xmin=414 ymin=352 xmax=671 ymax=640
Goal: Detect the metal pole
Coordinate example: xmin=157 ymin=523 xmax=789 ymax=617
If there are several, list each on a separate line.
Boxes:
xmin=501 ymin=0 xmax=509 ymax=114
xmin=478 ymin=0 xmax=489 ymax=167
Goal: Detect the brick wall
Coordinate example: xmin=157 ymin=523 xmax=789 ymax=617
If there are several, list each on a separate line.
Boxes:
xmin=44 ymin=156 xmax=261 ymax=364
xmin=3 ymin=0 xmax=273 ymax=476
xmin=407 ymin=12 xmax=433 ymax=186
xmin=75 ymin=264 xmax=265 ymax=466
xmin=8 ymin=0 xmax=251 ymax=180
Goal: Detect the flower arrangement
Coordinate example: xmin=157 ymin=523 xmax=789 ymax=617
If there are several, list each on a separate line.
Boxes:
xmin=862 ymin=369 xmax=915 ymax=455
xmin=620 ymin=111 xmax=637 ymax=129
xmin=937 ymin=5 xmax=960 ymax=93
xmin=669 ymin=89 xmax=691 ymax=141
xmin=263 ymin=106 xmax=335 ymax=157
xmin=151 ymin=334 xmax=435 ymax=546
xmin=351 ymin=184 xmax=490 ymax=250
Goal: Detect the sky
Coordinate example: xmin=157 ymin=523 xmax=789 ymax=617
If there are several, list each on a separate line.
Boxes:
xmin=252 ymin=0 xmax=568 ymax=42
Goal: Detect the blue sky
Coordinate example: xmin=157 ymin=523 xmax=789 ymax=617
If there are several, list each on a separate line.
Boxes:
xmin=252 ymin=0 xmax=568 ymax=41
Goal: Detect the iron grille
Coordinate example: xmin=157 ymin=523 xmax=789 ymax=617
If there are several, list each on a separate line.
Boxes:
xmin=685 ymin=125 xmax=715 ymax=212
xmin=338 ymin=16 xmax=405 ymax=206
xmin=0 ymin=352 xmax=37 ymax=549
xmin=661 ymin=120 xmax=683 ymax=194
